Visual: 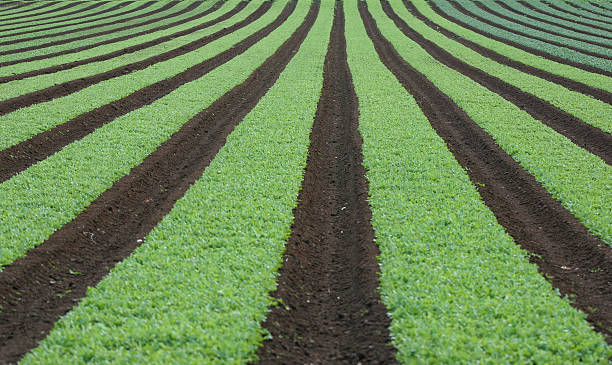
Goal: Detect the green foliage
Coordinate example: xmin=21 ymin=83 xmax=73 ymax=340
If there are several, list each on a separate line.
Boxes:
xmin=21 ymin=0 xmax=333 ymax=362
xmin=345 ymin=0 xmax=611 ymax=362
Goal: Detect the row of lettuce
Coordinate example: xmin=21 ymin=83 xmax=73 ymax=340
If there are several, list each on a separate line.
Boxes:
xmin=0 ymin=0 xmax=609 ymax=362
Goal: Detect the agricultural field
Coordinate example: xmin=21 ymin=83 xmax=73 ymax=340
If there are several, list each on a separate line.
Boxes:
xmin=0 ymin=0 xmax=610 ymax=363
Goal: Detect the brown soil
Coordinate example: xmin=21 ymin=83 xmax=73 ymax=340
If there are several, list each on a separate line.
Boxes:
xmin=428 ymin=0 xmax=612 ymax=77
xmin=519 ymin=1 xmax=612 ymax=34
xmin=0 ymin=2 xmax=116 ymax=35
xmin=0 ymin=1 xmax=251 ymax=116
xmin=477 ymin=0 xmax=612 ymax=46
xmin=0 ymin=1 xmax=179 ymax=46
xmin=544 ymin=1 xmax=612 ymax=25
xmin=0 ymin=1 xmax=319 ymax=363
xmin=0 ymin=0 xmax=224 ymax=75
xmin=453 ymin=1 xmax=612 ymax=61
xmin=383 ymin=1 xmax=612 ymax=165
xmin=361 ymin=1 xmax=612 ymax=344
xmin=255 ymin=3 xmax=397 ymax=364
xmin=496 ymin=1 xmax=612 ymax=41
xmin=0 ymin=0 xmax=273 ymax=183
xmin=0 ymin=2 xmax=80 ymax=23
xmin=0 ymin=1 xmax=176 ymax=54
xmin=403 ymin=0 xmax=612 ymax=104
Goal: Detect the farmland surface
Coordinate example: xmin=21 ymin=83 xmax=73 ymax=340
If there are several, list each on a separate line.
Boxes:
xmin=0 ymin=0 xmax=611 ymax=363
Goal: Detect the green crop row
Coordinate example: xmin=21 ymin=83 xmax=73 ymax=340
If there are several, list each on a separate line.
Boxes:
xmin=479 ymin=0 xmax=612 ymax=45
xmin=0 ymin=1 xmax=142 ymax=34
xmin=0 ymin=3 xmax=41 ymax=16
xmin=0 ymin=0 xmax=304 ymax=268
xmin=533 ymin=0 xmax=612 ymax=26
xmin=0 ymin=0 xmax=220 ymax=77
xmin=0 ymin=0 xmax=244 ymax=101
xmin=574 ymin=0 xmax=612 ymax=15
xmin=388 ymin=0 xmax=612 ymax=134
xmin=346 ymin=0 xmax=611 ymax=362
xmin=377 ymin=0 xmax=612 ymax=241
xmin=501 ymin=0 xmax=612 ymax=38
xmin=432 ymin=0 xmax=612 ymax=72
xmin=0 ymin=2 xmax=184 ymax=58
xmin=0 ymin=0 xmax=270 ymax=151
xmin=411 ymin=0 xmax=612 ymax=93
xmin=0 ymin=2 xmax=79 ymax=23
xmin=21 ymin=0 xmax=332 ymax=363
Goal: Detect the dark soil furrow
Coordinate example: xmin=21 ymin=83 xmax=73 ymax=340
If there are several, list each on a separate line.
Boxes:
xmin=428 ymin=0 xmax=612 ymax=77
xmin=0 ymin=1 xmax=146 ymax=39
xmin=0 ymin=2 xmax=317 ymax=363
xmin=0 ymin=0 xmax=224 ymax=67
xmin=0 ymin=1 xmax=109 ymax=34
xmin=567 ymin=1 xmax=612 ymax=18
xmin=384 ymin=1 xmax=612 ymax=164
xmin=256 ymin=3 xmax=397 ymax=364
xmin=0 ymin=2 xmax=221 ymax=84
xmin=492 ymin=1 xmax=612 ymax=41
xmin=497 ymin=1 xmax=612 ymax=41
xmin=452 ymin=1 xmax=612 ymax=61
xmin=544 ymin=1 xmax=612 ymax=25
xmin=0 ymin=1 xmax=249 ymax=116
xmin=519 ymin=1 xmax=612 ymax=34
xmin=0 ymin=2 xmax=79 ymax=23
xmin=0 ymin=1 xmax=176 ymax=54
xmin=0 ymin=0 xmax=272 ymax=183
xmin=0 ymin=1 xmax=177 ymax=45
xmin=403 ymin=0 xmax=612 ymax=104
xmin=362 ymin=1 xmax=612 ymax=344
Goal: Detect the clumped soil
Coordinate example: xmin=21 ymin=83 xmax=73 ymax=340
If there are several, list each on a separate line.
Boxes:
xmin=256 ymin=3 xmax=397 ymax=364
xmin=362 ymin=1 xmax=612 ymax=344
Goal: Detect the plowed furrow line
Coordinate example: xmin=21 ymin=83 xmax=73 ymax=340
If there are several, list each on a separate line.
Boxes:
xmin=544 ymin=1 xmax=612 ymax=25
xmin=518 ymin=1 xmax=612 ymax=34
xmin=0 ymin=1 xmax=316 ymax=363
xmin=0 ymin=1 xmax=271 ymax=183
xmin=0 ymin=0 xmax=224 ymax=69
xmin=452 ymin=1 xmax=612 ymax=61
xmin=567 ymin=1 xmax=612 ymax=18
xmin=0 ymin=1 xmax=175 ymax=55
xmin=0 ymin=2 xmax=226 ymax=83
xmin=256 ymin=3 xmax=397 ymax=363
xmin=479 ymin=1 xmax=612 ymax=46
xmin=403 ymin=0 xmax=612 ymax=104
xmin=0 ymin=2 xmax=118 ymax=35
xmin=0 ymin=1 xmax=109 ymax=34
xmin=0 ymin=1 xmax=179 ymax=46
xmin=497 ymin=1 xmax=612 ymax=41
xmin=384 ymin=1 xmax=612 ymax=164
xmin=0 ymin=2 xmax=81 ymax=23
xmin=428 ymin=1 xmax=612 ymax=77
xmin=0 ymin=1 xmax=248 ymax=116
xmin=361 ymin=1 xmax=612 ymax=344
xmin=0 ymin=2 xmax=59 ymax=18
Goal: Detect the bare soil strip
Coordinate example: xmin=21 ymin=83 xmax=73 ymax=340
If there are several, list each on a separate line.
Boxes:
xmin=451 ymin=1 xmax=612 ymax=61
xmin=403 ymin=0 xmax=612 ymax=104
xmin=544 ymin=1 xmax=612 ymax=25
xmin=0 ymin=1 xmax=248 ymax=116
xmin=0 ymin=0 xmax=224 ymax=69
xmin=383 ymin=1 xmax=612 ymax=165
xmin=0 ymin=2 xmax=80 ymax=23
xmin=361 ymin=1 xmax=612 ymax=344
xmin=0 ymin=2 xmax=109 ymax=34
xmin=0 ymin=1 xmax=176 ymax=54
xmin=0 ymin=2 xmax=319 ymax=363
xmin=255 ymin=3 xmax=397 ymax=364
xmin=0 ymin=1 xmax=177 ymax=46
xmin=428 ymin=0 xmax=612 ymax=77
xmin=0 ymin=2 xmax=115 ymax=35
xmin=496 ymin=1 xmax=612 ymax=40
xmin=0 ymin=1 xmax=272 ymax=183
xmin=518 ymin=0 xmax=612 ymax=33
